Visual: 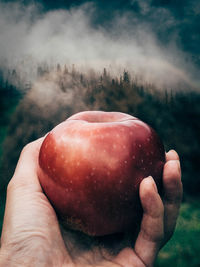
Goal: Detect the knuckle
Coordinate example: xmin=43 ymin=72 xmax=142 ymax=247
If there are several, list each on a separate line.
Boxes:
xmin=165 ymin=159 xmax=177 ymax=170
xmin=6 ymin=178 xmax=15 ymax=194
xmin=20 ymin=139 xmax=41 ymax=158
xmin=7 ymin=176 xmax=30 ymax=195
xmin=21 ymin=142 xmax=34 ymax=155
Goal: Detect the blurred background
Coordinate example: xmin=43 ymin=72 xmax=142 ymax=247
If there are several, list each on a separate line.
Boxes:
xmin=0 ymin=1 xmax=200 ymax=266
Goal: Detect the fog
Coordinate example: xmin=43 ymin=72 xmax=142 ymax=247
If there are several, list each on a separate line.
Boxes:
xmin=0 ymin=1 xmax=199 ymax=90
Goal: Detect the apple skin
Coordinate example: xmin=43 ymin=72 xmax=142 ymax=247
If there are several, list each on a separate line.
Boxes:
xmin=38 ymin=111 xmax=165 ymax=236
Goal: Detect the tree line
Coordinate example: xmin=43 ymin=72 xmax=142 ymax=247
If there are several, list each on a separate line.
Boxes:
xmin=0 ymin=64 xmax=200 ymax=199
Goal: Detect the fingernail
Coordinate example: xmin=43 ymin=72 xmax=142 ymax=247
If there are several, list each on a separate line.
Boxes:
xmin=146 ymin=176 xmax=158 ymax=193
xmin=175 ymin=160 xmax=181 ymax=174
xmin=168 ymin=149 xmax=175 ymax=153
xmin=152 ymin=180 xmax=158 ymax=193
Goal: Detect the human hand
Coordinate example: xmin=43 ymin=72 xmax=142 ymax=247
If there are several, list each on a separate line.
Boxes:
xmin=0 ymin=138 xmax=182 ymax=267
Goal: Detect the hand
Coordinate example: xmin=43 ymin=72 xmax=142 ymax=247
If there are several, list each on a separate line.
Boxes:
xmin=0 ymin=138 xmax=182 ymax=267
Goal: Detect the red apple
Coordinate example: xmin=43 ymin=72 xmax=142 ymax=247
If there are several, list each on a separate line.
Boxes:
xmin=38 ymin=111 xmax=165 ymax=236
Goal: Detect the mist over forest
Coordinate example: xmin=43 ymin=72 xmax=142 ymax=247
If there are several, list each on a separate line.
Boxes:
xmin=1 ymin=62 xmax=200 ymax=198
xmin=0 ymin=0 xmax=199 ymax=198
xmin=0 ymin=0 xmax=200 ymax=192
xmin=0 ymin=0 xmax=200 ymax=88
xmin=0 ymin=0 xmax=200 ymax=191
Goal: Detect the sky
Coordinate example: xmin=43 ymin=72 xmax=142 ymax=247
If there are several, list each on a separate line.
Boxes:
xmin=0 ymin=0 xmax=199 ymax=89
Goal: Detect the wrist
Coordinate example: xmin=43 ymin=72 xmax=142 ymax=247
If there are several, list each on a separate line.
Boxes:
xmin=0 ymin=248 xmax=70 ymax=267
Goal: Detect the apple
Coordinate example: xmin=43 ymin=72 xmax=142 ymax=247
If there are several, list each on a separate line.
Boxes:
xmin=38 ymin=111 xmax=165 ymax=236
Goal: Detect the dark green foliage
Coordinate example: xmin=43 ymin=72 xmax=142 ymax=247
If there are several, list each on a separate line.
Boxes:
xmin=156 ymin=198 xmax=200 ymax=267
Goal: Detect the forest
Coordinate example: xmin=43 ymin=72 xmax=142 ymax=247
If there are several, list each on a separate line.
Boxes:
xmin=0 ymin=64 xmax=200 ymax=266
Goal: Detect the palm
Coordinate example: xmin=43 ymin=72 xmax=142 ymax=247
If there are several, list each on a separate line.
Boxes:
xmin=0 ymin=139 xmax=182 ymax=267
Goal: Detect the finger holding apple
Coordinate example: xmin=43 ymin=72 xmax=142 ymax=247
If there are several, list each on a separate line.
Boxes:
xmin=38 ymin=111 xmax=166 ymax=237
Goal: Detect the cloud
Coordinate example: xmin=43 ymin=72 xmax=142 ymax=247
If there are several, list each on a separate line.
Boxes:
xmin=0 ymin=1 xmax=199 ymax=89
